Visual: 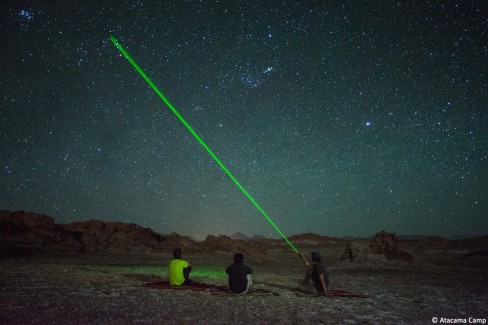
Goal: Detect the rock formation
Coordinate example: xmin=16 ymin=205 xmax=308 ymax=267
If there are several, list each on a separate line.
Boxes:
xmin=230 ymin=232 xmax=250 ymax=241
xmin=0 ymin=210 xmax=177 ymax=254
xmin=288 ymin=233 xmax=344 ymax=246
xmin=0 ymin=210 xmax=84 ymax=252
xmin=63 ymin=219 xmax=168 ymax=252
xmin=339 ymin=231 xmax=413 ymax=268
xmin=369 ymin=230 xmax=413 ymax=262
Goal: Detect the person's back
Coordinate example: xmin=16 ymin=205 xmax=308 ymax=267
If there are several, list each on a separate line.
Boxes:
xmin=311 ymin=258 xmax=329 ymax=292
xmin=168 ymin=248 xmax=191 ymax=286
xmin=169 ymin=259 xmax=189 ymax=285
xmin=226 ymin=253 xmax=253 ymax=294
xmin=298 ymin=251 xmax=330 ymax=296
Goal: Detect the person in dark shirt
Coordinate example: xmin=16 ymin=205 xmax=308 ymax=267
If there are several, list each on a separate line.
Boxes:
xmin=298 ymin=251 xmax=330 ymax=296
xmin=225 ymin=253 xmax=253 ymax=294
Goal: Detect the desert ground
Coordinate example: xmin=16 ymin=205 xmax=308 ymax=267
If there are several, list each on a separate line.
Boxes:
xmin=1 ymin=241 xmax=487 ymax=325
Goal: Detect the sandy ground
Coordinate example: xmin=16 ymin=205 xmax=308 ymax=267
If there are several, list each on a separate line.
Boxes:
xmin=0 ymin=246 xmax=487 ymax=324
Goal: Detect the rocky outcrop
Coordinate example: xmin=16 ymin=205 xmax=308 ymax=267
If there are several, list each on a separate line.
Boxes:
xmin=62 ymin=219 xmax=167 ymax=252
xmin=288 ymin=233 xmax=344 ymax=246
xmin=0 ymin=210 xmax=84 ymax=252
xmin=370 ymin=231 xmax=413 ymax=262
xmin=201 ymin=234 xmax=275 ymax=263
xmin=230 ymin=232 xmax=250 ymax=240
xmin=0 ymin=211 xmax=183 ymax=254
xmin=200 ymin=235 xmax=239 ymax=253
xmin=338 ymin=231 xmax=413 ymax=269
xmin=0 ymin=211 xmax=275 ymax=256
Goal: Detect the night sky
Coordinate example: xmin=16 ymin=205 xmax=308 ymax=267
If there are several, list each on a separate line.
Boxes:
xmin=1 ymin=1 xmax=487 ymax=239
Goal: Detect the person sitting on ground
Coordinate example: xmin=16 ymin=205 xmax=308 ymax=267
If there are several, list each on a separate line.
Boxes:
xmin=169 ymin=248 xmax=193 ymax=286
xmin=297 ymin=251 xmax=330 ymax=296
xmin=225 ymin=253 xmax=253 ymax=294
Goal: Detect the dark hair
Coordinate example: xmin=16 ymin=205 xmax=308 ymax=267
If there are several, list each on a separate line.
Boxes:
xmin=173 ymin=248 xmax=182 ymax=259
xmin=311 ymin=251 xmax=321 ymax=263
xmin=234 ymin=253 xmax=244 ymax=263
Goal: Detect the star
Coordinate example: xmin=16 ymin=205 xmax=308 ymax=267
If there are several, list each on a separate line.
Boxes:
xmin=19 ymin=10 xmax=34 ymax=21
xmin=0 ymin=0 xmax=485 ymax=239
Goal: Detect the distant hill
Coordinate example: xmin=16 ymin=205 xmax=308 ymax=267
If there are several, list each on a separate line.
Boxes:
xmin=288 ymin=233 xmax=345 ymax=246
xmin=397 ymin=235 xmax=432 ymax=241
xmin=230 ymin=232 xmax=250 ymax=240
xmin=3 ymin=210 xmax=486 ymax=258
xmin=0 ymin=210 xmax=194 ymax=254
xmin=0 ymin=210 xmax=283 ymax=258
xmin=342 ymin=236 xmax=366 ymax=241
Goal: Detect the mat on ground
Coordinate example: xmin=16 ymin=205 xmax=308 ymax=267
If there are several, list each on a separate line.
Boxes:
xmin=294 ymin=289 xmax=366 ymax=298
xmin=144 ymin=281 xmax=278 ymax=296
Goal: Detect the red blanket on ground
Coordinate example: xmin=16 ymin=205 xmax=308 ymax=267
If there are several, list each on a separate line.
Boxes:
xmin=294 ymin=289 xmax=366 ymax=298
xmin=144 ymin=281 xmax=364 ymax=297
xmin=144 ymin=281 xmax=215 ymax=291
xmin=144 ymin=281 xmax=278 ymax=296
xmin=210 ymin=286 xmax=279 ymax=296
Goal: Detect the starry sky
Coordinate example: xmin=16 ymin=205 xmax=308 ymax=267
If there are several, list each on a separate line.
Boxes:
xmin=1 ymin=1 xmax=487 ymax=240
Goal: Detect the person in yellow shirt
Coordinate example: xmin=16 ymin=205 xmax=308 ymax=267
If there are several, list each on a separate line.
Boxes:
xmin=169 ymin=248 xmax=192 ymax=286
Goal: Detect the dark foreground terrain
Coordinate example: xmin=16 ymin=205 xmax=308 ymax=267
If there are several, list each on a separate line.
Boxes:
xmin=1 ymin=242 xmax=487 ymax=324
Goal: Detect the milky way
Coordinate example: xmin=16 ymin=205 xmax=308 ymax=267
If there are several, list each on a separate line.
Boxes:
xmin=1 ymin=1 xmax=486 ymax=239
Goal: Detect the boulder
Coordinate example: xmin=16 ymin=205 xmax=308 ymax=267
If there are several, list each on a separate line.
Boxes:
xmin=62 ymin=220 xmax=168 ymax=252
xmin=370 ymin=231 xmax=413 ymax=262
xmin=0 ymin=210 xmax=84 ymax=251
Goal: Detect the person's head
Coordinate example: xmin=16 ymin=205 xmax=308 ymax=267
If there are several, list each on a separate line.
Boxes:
xmin=310 ymin=251 xmax=321 ymax=263
xmin=173 ymin=248 xmax=182 ymax=259
xmin=234 ymin=253 xmax=244 ymax=263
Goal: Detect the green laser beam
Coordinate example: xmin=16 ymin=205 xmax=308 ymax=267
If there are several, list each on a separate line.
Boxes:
xmin=109 ymin=35 xmax=299 ymax=254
